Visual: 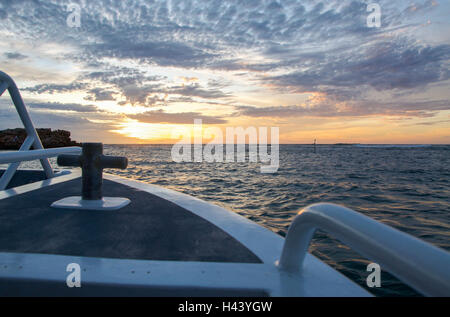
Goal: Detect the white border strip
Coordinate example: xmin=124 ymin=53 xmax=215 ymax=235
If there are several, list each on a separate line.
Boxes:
xmin=0 ymin=251 xmax=369 ymax=297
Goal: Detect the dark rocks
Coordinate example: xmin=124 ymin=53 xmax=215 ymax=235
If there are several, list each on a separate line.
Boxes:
xmin=0 ymin=128 xmax=81 ymax=150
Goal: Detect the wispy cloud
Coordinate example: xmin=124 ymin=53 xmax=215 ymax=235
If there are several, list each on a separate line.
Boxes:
xmin=4 ymin=52 xmax=28 ymax=60
xmin=23 ymin=83 xmax=89 ymax=94
xmin=235 ymin=98 xmax=450 ymax=118
xmin=27 ymin=102 xmax=104 ymax=113
xmin=128 ymin=110 xmax=228 ymax=124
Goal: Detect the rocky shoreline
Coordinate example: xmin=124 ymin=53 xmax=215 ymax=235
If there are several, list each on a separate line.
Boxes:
xmin=0 ymin=128 xmax=81 ymax=150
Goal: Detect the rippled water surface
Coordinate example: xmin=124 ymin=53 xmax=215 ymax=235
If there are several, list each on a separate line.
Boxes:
xmin=8 ymin=144 xmax=450 ymax=296
xmin=105 ymin=144 xmax=450 ymax=296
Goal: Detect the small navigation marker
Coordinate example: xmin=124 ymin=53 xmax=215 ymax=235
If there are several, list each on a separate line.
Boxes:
xmin=51 ymin=143 xmax=130 ymax=211
xmin=314 ymin=139 xmax=317 ymax=153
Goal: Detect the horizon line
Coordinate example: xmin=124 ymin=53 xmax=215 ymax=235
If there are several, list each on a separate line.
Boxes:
xmin=97 ymin=143 xmax=449 ymax=146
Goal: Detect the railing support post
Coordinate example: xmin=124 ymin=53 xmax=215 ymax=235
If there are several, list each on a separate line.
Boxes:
xmin=0 ymin=71 xmax=53 ymax=178
xmin=0 ymin=135 xmax=35 ymax=190
xmin=278 ymin=203 xmax=450 ymax=296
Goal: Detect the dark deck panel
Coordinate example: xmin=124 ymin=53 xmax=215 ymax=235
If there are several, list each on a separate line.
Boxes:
xmin=0 ymin=172 xmax=261 ymax=263
xmin=0 ymin=169 xmax=49 ymax=189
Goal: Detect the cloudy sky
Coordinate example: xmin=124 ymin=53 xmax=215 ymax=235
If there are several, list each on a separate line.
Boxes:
xmin=0 ymin=0 xmax=449 ymax=144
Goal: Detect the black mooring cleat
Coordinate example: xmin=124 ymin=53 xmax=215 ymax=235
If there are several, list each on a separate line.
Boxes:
xmin=57 ymin=143 xmax=127 ymax=200
xmin=51 ymin=143 xmax=130 ymax=211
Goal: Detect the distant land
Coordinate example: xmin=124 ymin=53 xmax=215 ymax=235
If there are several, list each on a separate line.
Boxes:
xmin=0 ymin=128 xmax=80 ymax=150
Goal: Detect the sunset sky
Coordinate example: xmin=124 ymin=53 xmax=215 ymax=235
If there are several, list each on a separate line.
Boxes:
xmin=0 ymin=0 xmax=449 ymax=144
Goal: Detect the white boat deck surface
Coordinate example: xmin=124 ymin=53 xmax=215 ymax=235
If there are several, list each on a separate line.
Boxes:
xmin=0 ymin=170 xmax=370 ymax=296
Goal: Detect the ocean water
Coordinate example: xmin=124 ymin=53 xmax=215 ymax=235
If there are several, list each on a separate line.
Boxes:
xmin=5 ymin=144 xmax=450 ymax=296
xmin=102 ymin=144 xmax=449 ymax=297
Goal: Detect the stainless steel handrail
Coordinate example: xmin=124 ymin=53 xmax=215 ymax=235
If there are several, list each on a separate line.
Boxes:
xmin=0 ymin=147 xmax=82 ymax=165
xmin=0 ymin=71 xmax=80 ymax=189
xmin=278 ymin=203 xmax=450 ymax=296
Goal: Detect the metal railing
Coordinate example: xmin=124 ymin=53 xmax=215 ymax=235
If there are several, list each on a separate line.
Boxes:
xmin=0 ymin=71 xmax=81 ymax=189
xmin=278 ymin=203 xmax=450 ymax=296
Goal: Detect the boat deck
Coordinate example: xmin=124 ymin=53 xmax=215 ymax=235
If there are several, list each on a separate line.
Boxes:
xmin=0 ymin=170 xmax=261 ymax=263
xmin=0 ymin=169 xmax=50 ymax=189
